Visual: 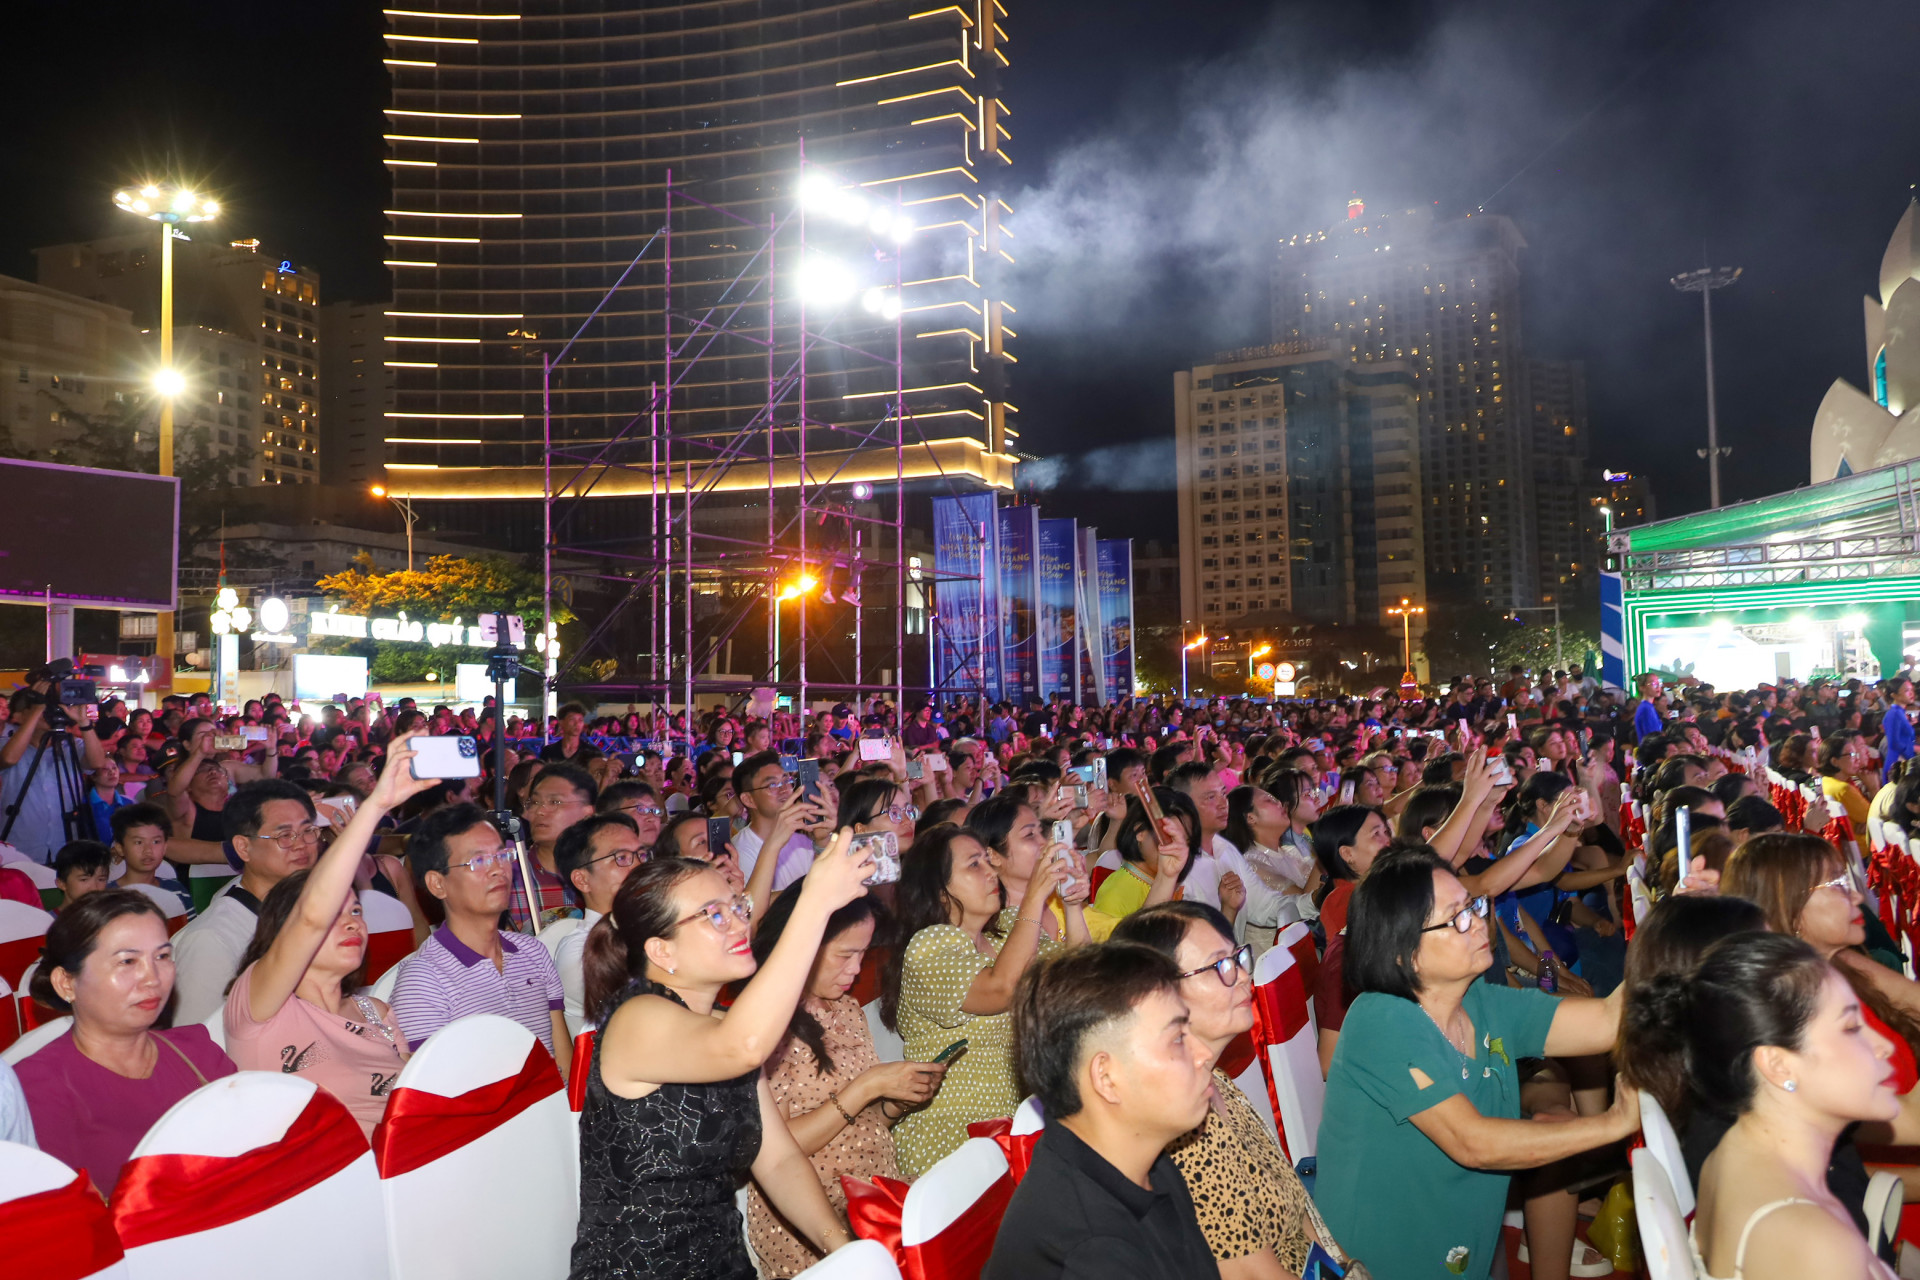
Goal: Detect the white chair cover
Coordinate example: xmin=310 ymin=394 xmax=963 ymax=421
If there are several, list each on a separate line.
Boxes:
xmin=379 ymin=1014 xmax=575 ymax=1280
xmin=119 ymin=1072 xmax=388 ymax=1280
xmin=121 ymin=882 xmax=189 ymax=923
xmin=5 ymin=860 xmax=56 ymax=890
xmin=900 ymin=1137 xmax=1008 ymax=1250
xmin=793 ymin=1239 xmax=903 ymax=1279
xmin=1631 ymin=1147 xmax=1698 ymax=1280
xmin=1 ymin=1015 xmax=71 ymax=1066
xmin=1627 ymin=865 xmax=1653 ymax=925
xmin=0 ymin=1140 xmax=130 ymax=1280
xmin=368 ymin=963 xmax=401 ymax=1004
xmin=0 ymin=901 xmax=54 ymax=990
xmin=1251 ymin=940 xmax=1322 ymax=1162
xmin=1638 ymin=1089 xmax=1695 ymax=1219
xmin=865 ymin=999 xmax=904 ymax=1064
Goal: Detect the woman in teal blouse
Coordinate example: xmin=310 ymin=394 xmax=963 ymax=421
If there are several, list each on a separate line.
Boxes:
xmin=1315 ymin=846 xmax=1637 ymax=1280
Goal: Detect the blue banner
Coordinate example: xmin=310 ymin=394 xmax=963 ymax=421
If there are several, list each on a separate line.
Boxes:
xmin=997 ymin=506 xmax=1040 ymax=706
xmin=932 ymin=494 xmax=1002 ymax=700
xmin=1038 ymin=518 xmax=1079 ymax=701
xmin=1098 ymin=539 xmax=1136 ymax=698
xmin=1600 ymin=570 xmax=1625 ymax=693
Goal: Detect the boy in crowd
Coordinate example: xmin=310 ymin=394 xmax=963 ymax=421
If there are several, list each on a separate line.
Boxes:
xmin=52 ymin=840 xmax=112 ymax=906
xmin=109 ymin=803 xmax=193 ymax=918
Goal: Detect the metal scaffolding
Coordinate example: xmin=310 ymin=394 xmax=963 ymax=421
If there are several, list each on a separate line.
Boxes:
xmin=540 ymin=150 xmax=999 ymax=719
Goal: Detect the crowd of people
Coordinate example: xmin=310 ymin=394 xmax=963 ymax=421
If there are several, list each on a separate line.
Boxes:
xmin=2 ymin=662 xmax=1918 ymax=1280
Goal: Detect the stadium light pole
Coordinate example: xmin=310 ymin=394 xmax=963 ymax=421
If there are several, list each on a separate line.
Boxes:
xmin=114 ymin=182 xmax=218 ymax=686
xmin=1670 ymin=265 xmax=1741 ymax=508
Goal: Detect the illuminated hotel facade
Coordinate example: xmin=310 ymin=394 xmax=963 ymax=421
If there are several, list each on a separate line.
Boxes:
xmin=379 ymin=0 xmax=1017 ymax=508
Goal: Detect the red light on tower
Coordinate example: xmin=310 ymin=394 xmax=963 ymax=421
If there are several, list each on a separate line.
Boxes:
xmin=1347 ymin=194 xmax=1365 ymax=220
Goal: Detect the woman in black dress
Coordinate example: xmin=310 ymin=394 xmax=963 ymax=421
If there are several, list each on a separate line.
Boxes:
xmin=572 ymin=839 xmax=874 ymax=1280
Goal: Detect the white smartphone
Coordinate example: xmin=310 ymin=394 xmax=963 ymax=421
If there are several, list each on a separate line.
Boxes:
xmin=850 ymin=830 xmax=900 ymax=885
xmin=928 ymin=753 xmax=949 ymax=773
xmin=410 ymin=734 xmax=481 ymax=779
xmin=858 ymin=736 xmax=891 ymax=762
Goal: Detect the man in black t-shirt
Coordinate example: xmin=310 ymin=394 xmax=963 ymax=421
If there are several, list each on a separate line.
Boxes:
xmin=985 ymin=946 xmax=1217 ymax=1280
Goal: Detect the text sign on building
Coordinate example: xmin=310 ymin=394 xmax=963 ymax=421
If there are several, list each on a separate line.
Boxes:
xmin=304 ymin=603 xmax=489 ymax=649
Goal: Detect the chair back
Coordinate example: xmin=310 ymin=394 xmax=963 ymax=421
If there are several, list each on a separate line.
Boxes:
xmin=0 ymin=974 xmax=14 ymax=1051
xmin=899 ymin=1136 xmax=1014 ymax=1275
xmin=1866 ymin=1169 xmax=1903 ymax=1259
xmin=374 ymin=1014 xmax=574 ymax=1280
xmin=865 ymin=999 xmax=904 ymax=1064
xmin=0 ymin=1140 xmax=129 ymax=1280
xmin=792 ymin=1239 xmax=902 ymax=1279
xmin=1010 ymin=1095 xmax=1044 ymax=1136
xmin=1278 ymin=920 xmax=1318 ymax=1007
xmin=1627 ymin=865 xmax=1653 ymax=925
xmin=368 ymin=962 xmax=401 ymax=1005
xmin=1869 ymin=815 xmax=1889 ymax=850
xmin=0 ymin=900 xmax=53 ymax=989
xmin=1630 ymin=1147 xmax=1698 ymax=1280
xmin=1251 ymin=941 xmax=1322 ymax=1163
xmin=535 ymin=915 xmax=582 ymax=959
xmin=1 ymin=1015 xmax=70 ymax=1065
xmin=358 ymin=890 xmax=415 ymax=985
xmin=113 ymin=1072 xmax=388 ymax=1280
xmin=120 ymin=884 xmax=190 ymax=936
xmin=1638 ymin=1089 xmax=1695 ymax=1219
xmin=187 ymin=865 xmax=236 ymax=917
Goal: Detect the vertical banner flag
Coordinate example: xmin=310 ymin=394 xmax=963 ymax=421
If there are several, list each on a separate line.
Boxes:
xmin=1038 ymin=518 xmax=1079 ymax=701
xmin=997 ymin=506 xmax=1040 ymax=706
xmin=1077 ymin=525 xmax=1106 ymax=705
xmin=1097 ymin=539 xmax=1136 ymax=698
xmin=1599 ymin=571 xmax=1625 ymax=693
xmin=931 ymin=494 xmax=1002 ymax=700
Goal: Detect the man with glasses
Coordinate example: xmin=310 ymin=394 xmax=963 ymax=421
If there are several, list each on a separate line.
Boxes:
xmin=512 ymin=763 xmax=598 ymax=930
xmin=392 ymin=803 xmax=571 ymax=1077
xmin=542 ymin=813 xmax=645 ymax=1036
xmin=733 ymin=750 xmax=830 ymax=893
xmin=171 ymin=779 xmax=322 ymax=1023
xmin=597 ymin=780 xmax=665 ymax=848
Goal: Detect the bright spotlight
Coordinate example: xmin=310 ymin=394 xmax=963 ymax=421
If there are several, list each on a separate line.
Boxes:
xmin=796 ymin=256 xmax=857 ymax=307
xmin=889 ymin=215 xmax=914 ymax=244
xmin=880 ymin=294 xmax=902 ymax=321
xmin=860 ymin=287 xmax=886 ymax=314
xmin=153 ymin=368 xmax=185 ymax=398
xmin=829 ymin=189 xmax=869 ymax=225
xmin=869 ymin=208 xmax=894 ymax=236
xmin=850 ymin=482 xmax=874 ymax=500
xmin=140 ymin=184 xmax=159 ymax=198
xmin=800 ymin=171 xmax=837 ymax=210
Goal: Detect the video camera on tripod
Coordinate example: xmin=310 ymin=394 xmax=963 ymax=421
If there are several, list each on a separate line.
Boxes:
xmin=25 ymin=657 xmax=104 ymax=729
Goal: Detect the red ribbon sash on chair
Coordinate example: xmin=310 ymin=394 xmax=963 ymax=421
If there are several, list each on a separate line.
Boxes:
xmin=568 ymin=1030 xmax=596 ymax=1112
xmin=1250 ymin=963 xmax=1312 ymax=1163
xmin=110 ymin=1088 xmax=365 ymax=1248
xmin=841 ymin=1169 xmax=1014 ymax=1280
xmin=0 ymin=934 xmax=43 ymax=989
xmin=965 ymin=1117 xmax=1040 ymax=1184
xmin=0 ymin=1171 xmax=124 ymax=1280
xmin=373 ymin=1040 xmax=562 ymax=1178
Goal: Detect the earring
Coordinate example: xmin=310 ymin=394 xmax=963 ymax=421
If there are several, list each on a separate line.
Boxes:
xmin=1783 ymin=1080 xmax=1797 ymax=1092
xmin=667 ymin=965 xmax=676 ymax=975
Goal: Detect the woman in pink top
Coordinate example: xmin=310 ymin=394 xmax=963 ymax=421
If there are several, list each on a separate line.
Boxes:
xmin=17 ymin=889 xmax=236 ymax=1192
xmin=223 ymin=734 xmax=440 ymax=1134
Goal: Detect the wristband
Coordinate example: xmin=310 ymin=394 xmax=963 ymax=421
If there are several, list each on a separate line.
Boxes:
xmin=829 ymin=1092 xmax=857 ymax=1124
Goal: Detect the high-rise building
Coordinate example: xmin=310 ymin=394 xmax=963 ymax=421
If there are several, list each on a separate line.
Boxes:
xmin=1530 ymin=358 xmax=1590 ymax=604
xmin=379 ymin=1 xmax=1015 ymax=505
xmin=1273 ymin=202 xmax=1537 ymax=610
xmin=319 ymin=303 xmax=391 ymax=487
xmin=1173 ymin=342 xmax=1424 ymax=631
xmin=0 ymin=274 xmax=141 ymax=458
xmin=35 ymin=235 xmax=323 ymax=485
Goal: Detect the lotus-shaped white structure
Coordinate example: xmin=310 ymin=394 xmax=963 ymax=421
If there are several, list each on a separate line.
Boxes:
xmin=1810 ymin=198 xmax=1920 ymax=480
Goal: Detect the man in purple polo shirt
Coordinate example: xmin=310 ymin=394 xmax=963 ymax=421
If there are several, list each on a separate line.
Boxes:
xmin=391 ymin=802 xmax=572 ymax=1080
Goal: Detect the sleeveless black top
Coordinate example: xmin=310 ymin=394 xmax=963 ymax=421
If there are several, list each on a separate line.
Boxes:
xmin=569 ymin=983 xmax=763 ymax=1280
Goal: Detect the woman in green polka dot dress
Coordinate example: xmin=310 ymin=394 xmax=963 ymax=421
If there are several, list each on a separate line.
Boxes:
xmin=878 ymin=823 xmax=1085 ymax=1178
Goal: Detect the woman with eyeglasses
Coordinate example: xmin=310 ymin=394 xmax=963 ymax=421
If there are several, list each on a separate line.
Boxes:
xmin=1723 ymin=833 xmax=1920 ymax=1093
xmin=1316 ymin=846 xmax=1634 ymax=1280
xmin=572 ymin=837 xmax=877 ymax=1280
xmin=221 ymin=735 xmax=441 ymax=1135
xmin=1111 ymin=901 xmax=1352 ymax=1279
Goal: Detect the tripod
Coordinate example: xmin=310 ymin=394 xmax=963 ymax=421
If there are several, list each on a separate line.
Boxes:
xmin=485 ymin=611 xmax=547 ymax=935
xmin=1 ymin=719 xmax=93 ymax=850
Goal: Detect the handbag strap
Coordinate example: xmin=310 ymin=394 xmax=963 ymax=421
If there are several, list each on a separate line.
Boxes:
xmin=153 ymin=1033 xmax=208 ymax=1086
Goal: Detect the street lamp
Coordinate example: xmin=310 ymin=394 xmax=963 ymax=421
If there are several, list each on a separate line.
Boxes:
xmin=1247 ymin=642 xmax=1272 ymax=679
xmin=370 ymin=484 xmax=419 ymax=572
xmin=1670 ymin=265 xmax=1741 ymax=508
xmin=1182 ymin=633 xmax=1207 ymax=700
xmin=1386 ymin=597 xmax=1425 ymax=692
xmin=772 ymin=573 xmax=818 ymax=683
xmin=115 ymin=180 xmax=218 ymax=684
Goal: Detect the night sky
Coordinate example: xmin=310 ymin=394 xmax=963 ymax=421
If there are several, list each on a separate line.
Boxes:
xmin=4 ymin=0 xmax=1917 ymax=543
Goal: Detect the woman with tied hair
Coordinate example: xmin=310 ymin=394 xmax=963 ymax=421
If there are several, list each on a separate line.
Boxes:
xmin=571 ymin=839 xmax=875 ymax=1280
xmin=17 ymin=890 xmax=237 ymax=1192
xmin=1818 ymin=729 xmax=1879 ymax=829
xmin=1624 ymin=932 xmax=1900 ymax=1280
xmin=1222 ymin=782 xmax=1319 ymax=949
xmin=1721 ymin=833 xmax=1920 ymax=1091
xmin=965 ymin=790 xmax=1103 ymax=941
xmin=1310 ymin=803 xmax=1394 ymax=939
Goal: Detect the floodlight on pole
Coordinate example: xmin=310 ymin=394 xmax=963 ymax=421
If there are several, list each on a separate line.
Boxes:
xmin=1248 ymin=642 xmax=1272 ymax=678
xmin=114 ymin=179 xmax=220 ymax=691
xmin=370 ymin=482 xmax=419 ymax=571
xmin=1670 ymin=264 xmax=1741 ymax=508
xmin=771 ymin=574 xmax=819 ymax=681
xmin=1386 ymin=597 xmax=1426 ymax=691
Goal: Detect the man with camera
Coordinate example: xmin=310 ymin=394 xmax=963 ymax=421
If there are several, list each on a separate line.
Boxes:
xmin=0 ymin=664 xmax=111 ymax=863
